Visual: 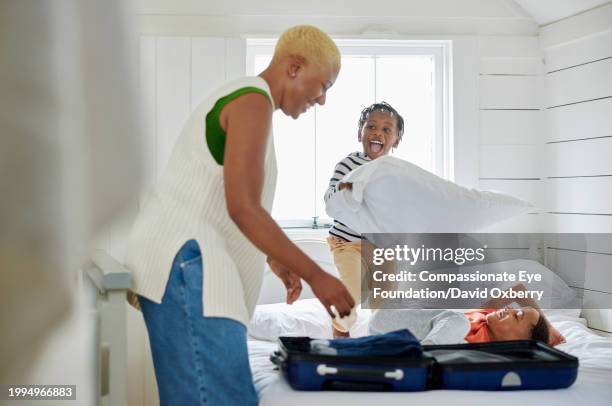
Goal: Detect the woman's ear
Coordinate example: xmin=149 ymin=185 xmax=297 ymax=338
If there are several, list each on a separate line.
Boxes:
xmin=288 ymin=54 xmax=306 ymax=78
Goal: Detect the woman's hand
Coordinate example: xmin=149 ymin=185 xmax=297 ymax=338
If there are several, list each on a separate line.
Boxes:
xmin=306 ymin=270 xmax=355 ymax=318
xmin=267 ymin=257 xmax=302 ymax=304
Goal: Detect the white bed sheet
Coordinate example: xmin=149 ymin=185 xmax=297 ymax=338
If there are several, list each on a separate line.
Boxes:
xmin=248 ymin=315 xmax=612 ymax=406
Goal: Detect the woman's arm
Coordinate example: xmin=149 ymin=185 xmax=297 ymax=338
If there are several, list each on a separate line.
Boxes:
xmin=221 ymin=93 xmax=354 ymax=316
xmin=267 ymin=257 xmax=302 ymax=304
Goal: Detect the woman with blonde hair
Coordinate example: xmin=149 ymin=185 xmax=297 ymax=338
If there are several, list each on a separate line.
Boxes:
xmin=126 ymin=25 xmax=354 ymax=405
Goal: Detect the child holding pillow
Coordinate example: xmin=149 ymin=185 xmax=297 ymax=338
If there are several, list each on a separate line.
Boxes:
xmin=324 ymin=102 xmax=405 ymax=338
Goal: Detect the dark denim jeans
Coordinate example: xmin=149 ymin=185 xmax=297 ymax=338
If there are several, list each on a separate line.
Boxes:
xmin=139 ymin=240 xmax=258 ymax=406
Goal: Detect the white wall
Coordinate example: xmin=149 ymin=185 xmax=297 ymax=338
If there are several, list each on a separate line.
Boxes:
xmin=476 ymin=36 xmax=545 ymax=233
xmin=540 ymin=3 xmax=612 ymax=333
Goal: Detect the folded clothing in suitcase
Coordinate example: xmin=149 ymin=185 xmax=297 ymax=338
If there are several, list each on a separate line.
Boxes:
xmin=271 ymin=335 xmax=433 ymax=391
xmin=310 ymin=328 xmax=422 ymax=357
xmin=272 ymin=336 xmax=578 ymax=392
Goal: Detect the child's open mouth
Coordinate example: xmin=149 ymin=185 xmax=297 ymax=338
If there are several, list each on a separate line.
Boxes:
xmin=369 ymin=140 xmax=384 ymax=154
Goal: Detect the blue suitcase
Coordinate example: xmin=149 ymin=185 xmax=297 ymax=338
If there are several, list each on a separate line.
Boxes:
xmin=271 ymin=336 xmax=433 ymax=391
xmin=424 ymin=340 xmax=578 ymax=390
xmin=273 ymin=337 xmax=578 ymax=392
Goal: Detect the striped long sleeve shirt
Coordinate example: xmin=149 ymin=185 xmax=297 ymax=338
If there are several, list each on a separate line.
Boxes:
xmin=324 ymin=151 xmax=371 ymax=242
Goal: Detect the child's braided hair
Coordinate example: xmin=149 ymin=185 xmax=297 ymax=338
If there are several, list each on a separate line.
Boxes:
xmin=358 ymin=101 xmax=405 ymax=142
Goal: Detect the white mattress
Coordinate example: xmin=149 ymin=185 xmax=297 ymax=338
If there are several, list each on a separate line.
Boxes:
xmin=248 ymin=314 xmax=612 ymax=406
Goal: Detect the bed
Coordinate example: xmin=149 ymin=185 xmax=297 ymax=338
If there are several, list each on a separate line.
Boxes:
xmin=249 ymin=238 xmax=612 ymax=405
xmin=248 ymin=311 xmax=612 ymax=406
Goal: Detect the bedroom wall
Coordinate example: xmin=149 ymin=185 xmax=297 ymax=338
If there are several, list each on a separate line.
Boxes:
xmin=476 ymin=36 xmax=544 ymax=233
xmin=539 ymin=3 xmax=612 ymax=334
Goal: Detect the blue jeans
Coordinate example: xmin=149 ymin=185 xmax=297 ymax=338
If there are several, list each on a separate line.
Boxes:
xmin=139 ymin=240 xmax=258 ymax=406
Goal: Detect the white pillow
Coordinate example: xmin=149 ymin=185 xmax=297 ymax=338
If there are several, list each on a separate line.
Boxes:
xmin=505 ymin=259 xmax=579 ymax=314
xmin=325 ymin=156 xmax=533 ymax=233
xmin=248 ymin=298 xmax=371 ymax=341
xmin=542 ymin=309 xmax=583 ymax=320
xmin=453 ymin=259 xmax=579 ymax=312
xmin=384 ymin=259 xmax=579 ymax=317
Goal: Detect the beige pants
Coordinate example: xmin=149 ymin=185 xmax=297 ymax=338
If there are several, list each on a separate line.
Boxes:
xmin=327 ymin=236 xmax=367 ymax=332
xmin=327 ymin=236 xmax=398 ymax=332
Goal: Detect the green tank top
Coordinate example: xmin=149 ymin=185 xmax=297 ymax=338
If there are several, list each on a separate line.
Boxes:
xmin=205 ymin=86 xmax=272 ymax=165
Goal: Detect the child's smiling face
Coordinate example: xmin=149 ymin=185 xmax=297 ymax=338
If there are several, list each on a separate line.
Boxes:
xmin=359 ymin=110 xmax=400 ymax=160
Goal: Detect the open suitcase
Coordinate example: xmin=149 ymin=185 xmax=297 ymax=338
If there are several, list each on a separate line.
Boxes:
xmin=270 ymin=336 xmax=434 ymax=391
xmin=271 ymin=336 xmax=578 ymax=392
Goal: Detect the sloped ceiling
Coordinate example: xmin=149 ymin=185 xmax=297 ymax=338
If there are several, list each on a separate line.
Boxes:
xmin=512 ymin=0 xmax=610 ymax=25
xmin=130 ymin=0 xmax=611 ymax=34
xmin=132 ymin=0 xmax=610 ymax=25
xmin=131 ymin=0 xmax=540 ymax=36
xmin=132 ymin=0 xmax=528 ymax=19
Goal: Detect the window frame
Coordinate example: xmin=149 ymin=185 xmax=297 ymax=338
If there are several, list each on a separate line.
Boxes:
xmin=247 ymin=39 xmax=453 ymax=228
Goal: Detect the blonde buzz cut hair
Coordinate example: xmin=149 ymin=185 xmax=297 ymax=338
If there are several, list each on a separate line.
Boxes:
xmin=272 ymin=25 xmax=341 ymax=72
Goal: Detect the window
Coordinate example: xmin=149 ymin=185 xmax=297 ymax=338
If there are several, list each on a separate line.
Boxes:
xmin=247 ymin=39 xmax=452 ymax=227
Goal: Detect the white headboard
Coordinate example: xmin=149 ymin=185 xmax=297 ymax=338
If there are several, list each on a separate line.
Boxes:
xmin=257 ymin=239 xmax=339 ymax=305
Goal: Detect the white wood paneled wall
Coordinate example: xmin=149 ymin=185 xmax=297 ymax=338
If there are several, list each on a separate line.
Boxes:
xmin=477 ymin=36 xmax=544 ymax=232
xmin=540 ymin=3 xmax=612 ymax=333
xmin=541 ymin=8 xmax=612 ymax=232
xmin=141 ymin=36 xmax=247 ymax=185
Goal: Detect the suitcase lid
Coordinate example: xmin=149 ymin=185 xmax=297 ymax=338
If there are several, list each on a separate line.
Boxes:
xmin=423 ymin=340 xmax=579 ymax=372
